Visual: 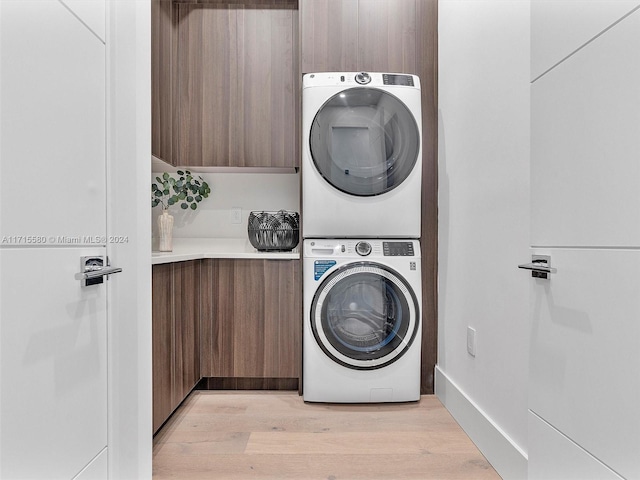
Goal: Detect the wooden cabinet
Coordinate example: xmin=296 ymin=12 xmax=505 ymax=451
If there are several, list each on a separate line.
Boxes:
xmin=151 ymin=0 xmax=176 ymax=164
xmin=172 ymin=261 xmax=201 ymax=403
xmin=299 ymin=0 xmax=358 ymax=72
xmin=152 ymin=263 xmax=173 ymax=433
xmin=300 ymin=0 xmax=426 ymax=74
xmin=200 ymin=259 xmax=301 ymax=379
xmin=153 ymin=258 xmax=300 ymax=431
xmin=152 ymin=261 xmax=201 ymax=433
xmin=151 ymin=0 xmax=299 ymax=168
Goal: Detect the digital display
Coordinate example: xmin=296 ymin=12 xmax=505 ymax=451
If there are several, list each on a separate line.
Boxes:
xmin=383 ymin=74 xmax=414 ymax=86
xmin=383 ymin=242 xmax=414 ymax=256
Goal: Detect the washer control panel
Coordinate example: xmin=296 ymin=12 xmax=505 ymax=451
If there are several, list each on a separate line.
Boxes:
xmin=305 ymin=239 xmax=420 ymax=259
xmin=382 ymin=241 xmax=415 ymax=256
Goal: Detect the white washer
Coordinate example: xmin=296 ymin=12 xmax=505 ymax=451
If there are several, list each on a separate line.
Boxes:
xmin=303 ymin=238 xmax=422 ymax=403
xmin=302 ymin=72 xmax=423 ymax=238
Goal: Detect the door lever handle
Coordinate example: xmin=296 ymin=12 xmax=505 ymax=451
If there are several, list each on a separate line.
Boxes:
xmin=76 ymin=256 xmax=122 ymax=287
xmin=81 ymin=265 xmax=123 ymax=280
xmin=518 ymin=255 xmax=556 ymax=279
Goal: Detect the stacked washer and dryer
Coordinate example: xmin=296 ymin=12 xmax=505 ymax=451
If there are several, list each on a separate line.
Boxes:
xmin=301 ymin=72 xmax=423 ymax=403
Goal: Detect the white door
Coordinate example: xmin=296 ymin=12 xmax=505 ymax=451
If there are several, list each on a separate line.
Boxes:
xmin=528 ymin=4 xmax=640 ymax=479
xmin=1 ymin=1 xmax=112 ymax=478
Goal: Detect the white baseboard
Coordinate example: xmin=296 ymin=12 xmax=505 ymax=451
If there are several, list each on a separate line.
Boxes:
xmin=435 ymin=366 xmax=528 ymax=480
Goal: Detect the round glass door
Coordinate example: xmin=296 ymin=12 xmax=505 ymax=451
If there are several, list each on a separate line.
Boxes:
xmin=309 ymin=88 xmax=420 ymax=197
xmin=310 ymin=262 xmax=420 ymax=370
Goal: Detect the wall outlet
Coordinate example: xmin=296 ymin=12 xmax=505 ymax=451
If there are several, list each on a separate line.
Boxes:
xmin=230 ymin=207 xmax=242 ymax=224
xmin=467 ymin=327 xmax=476 ymax=357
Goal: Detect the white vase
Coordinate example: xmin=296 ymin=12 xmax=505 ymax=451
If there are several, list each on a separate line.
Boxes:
xmin=158 ymin=209 xmax=174 ymax=252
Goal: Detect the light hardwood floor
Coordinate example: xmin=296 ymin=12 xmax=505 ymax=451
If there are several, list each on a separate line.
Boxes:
xmin=153 ymin=391 xmax=501 ymax=480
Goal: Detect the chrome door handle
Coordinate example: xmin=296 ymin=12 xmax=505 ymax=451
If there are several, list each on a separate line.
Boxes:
xmin=518 ymin=255 xmax=556 ymax=279
xmin=77 ymin=256 xmax=122 ymax=286
xmin=82 ymin=265 xmax=123 ymax=279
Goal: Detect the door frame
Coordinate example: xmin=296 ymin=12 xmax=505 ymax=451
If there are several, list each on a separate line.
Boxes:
xmin=106 ymin=1 xmax=152 ymax=478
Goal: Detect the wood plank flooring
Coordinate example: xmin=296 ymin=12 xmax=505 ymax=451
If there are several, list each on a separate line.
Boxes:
xmin=153 ymin=391 xmax=501 ymax=480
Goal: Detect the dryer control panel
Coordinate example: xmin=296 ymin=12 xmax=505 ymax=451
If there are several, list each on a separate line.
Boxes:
xmin=303 ymin=72 xmax=421 ymax=90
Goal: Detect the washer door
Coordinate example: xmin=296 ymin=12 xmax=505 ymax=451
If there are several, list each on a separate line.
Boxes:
xmin=309 ymin=87 xmax=420 ymax=197
xmin=310 ymin=262 xmax=420 ymax=370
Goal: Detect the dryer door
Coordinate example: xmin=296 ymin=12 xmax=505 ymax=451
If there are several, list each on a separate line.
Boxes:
xmin=310 ymin=88 xmax=420 ymax=197
xmin=310 ymin=262 xmax=420 ymax=370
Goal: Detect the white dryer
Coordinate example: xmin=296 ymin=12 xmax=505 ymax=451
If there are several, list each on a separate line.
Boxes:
xmin=303 ymin=238 xmax=422 ymax=403
xmin=302 ymin=72 xmax=422 ymax=238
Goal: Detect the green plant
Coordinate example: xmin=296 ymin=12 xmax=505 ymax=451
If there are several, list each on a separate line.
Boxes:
xmin=152 ymin=170 xmax=211 ymax=211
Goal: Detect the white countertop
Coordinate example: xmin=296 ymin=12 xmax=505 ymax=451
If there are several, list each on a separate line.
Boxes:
xmin=151 ymin=237 xmax=300 ymax=264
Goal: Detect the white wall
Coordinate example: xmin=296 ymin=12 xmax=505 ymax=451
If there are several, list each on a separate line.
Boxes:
xmin=151 ymin=168 xmax=300 ymax=241
xmin=437 ymin=1 xmax=530 ymax=478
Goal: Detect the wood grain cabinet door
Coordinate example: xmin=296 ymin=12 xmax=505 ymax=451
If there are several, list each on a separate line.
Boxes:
xmin=152 ymin=263 xmax=173 ymax=433
xmin=173 ymin=260 xmax=201 ymax=404
xmin=201 ymin=259 xmax=301 ymax=378
xmin=301 ymin=0 xmax=420 ymax=74
xmin=151 ymin=0 xmax=176 ymax=164
xmin=152 ymin=260 xmax=201 ymax=433
xmin=300 ymin=0 xmax=358 ymax=73
xmin=174 ymin=3 xmax=298 ymax=168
